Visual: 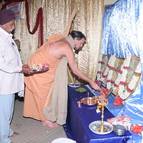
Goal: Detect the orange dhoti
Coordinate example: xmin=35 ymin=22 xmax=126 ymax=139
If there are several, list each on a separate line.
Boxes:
xmin=24 ymin=7 xmax=78 ymax=124
xmin=23 ymin=43 xmax=68 ymax=125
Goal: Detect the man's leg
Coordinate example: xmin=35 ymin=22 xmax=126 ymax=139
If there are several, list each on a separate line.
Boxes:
xmin=0 ymin=94 xmax=15 ymax=143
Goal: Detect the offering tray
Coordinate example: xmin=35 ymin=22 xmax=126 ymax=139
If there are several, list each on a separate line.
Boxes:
xmin=89 ymin=120 xmax=113 ymax=135
xmin=30 ymin=64 xmax=49 ymax=74
xmin=78 ymin=96 xmax=98 ymax=106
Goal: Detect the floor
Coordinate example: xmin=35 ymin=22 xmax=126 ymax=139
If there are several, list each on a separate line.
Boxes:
xmin=11 ymin=99 xmax=67 ymax=143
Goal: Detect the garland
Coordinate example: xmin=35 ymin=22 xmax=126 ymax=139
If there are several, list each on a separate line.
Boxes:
xmin=2 ymin=0 xmax=44 ymax=46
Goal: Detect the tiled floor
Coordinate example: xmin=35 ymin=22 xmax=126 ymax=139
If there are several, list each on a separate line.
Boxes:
xmin=11 ymin=100 xmax=67 ymax=143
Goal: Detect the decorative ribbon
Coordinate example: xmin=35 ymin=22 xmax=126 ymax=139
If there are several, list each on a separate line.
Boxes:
xmin=107 ymin=64 xmax=122 ymax=74
xmin=120 ymin=81 xmax=127 ymax=85
xmin=126 ymin=85 xmax=134 ymax=93
xmin=102 ymin=74 xmax=108 ymax=78
xmin=106 ymin=79 xmax=114 ymax=84
xmin=123 ymin=66 xmax=130 ymax=70
xmin=114 ymin=83 xmax=119 ymax=87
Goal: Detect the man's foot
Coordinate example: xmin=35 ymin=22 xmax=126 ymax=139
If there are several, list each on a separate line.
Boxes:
xmin=42 ymin=120 xmax=60 ymax=128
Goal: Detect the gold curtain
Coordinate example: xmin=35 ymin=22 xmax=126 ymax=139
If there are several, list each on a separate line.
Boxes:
xmin=15 ymin=0 xmax=104 ymax=79
xmin=71 ymin=0 xmax=104 ymax=79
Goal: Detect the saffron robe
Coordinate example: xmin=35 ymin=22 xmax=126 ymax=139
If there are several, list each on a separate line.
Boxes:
xmin=23 ymin=37 xmax=68 ymax=125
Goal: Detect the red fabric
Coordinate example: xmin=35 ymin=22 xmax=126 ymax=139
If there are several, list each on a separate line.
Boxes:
xmin=25 ymin=0 xmax=43 ymax=46
xmin=113 ymin=96 xmax=123 ymax=106
xmin=131 ymin=125 xmax=143 ymax=134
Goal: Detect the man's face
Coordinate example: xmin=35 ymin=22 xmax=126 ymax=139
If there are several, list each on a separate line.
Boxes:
xmin=74 ymin=38 xmax=86 ymax=52
xmin=1 ymin=20 xmax=16 ymax=33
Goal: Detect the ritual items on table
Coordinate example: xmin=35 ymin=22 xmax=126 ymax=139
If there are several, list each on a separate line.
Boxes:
xmin=107 ymin=115 xmax=131 ymax=130
xmin=107 ymin=116 xmax=143 ymax=135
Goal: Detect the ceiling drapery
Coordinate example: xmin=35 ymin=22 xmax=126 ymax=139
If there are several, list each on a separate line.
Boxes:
xmin=15 ymin=0 xmax=104 ymax=79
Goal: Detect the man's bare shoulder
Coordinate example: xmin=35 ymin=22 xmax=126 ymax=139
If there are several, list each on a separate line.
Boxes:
xmin=50 ymin=39 xmax=71 ymax=49
xmin=47 ymin=38 xmax=73 ymax=58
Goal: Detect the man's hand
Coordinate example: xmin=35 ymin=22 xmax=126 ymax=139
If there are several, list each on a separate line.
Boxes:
xmin=30 ymin=64 xmax=49 ymax=74
xmin=41 ymin=64 xmax=49 ymax=72
xmin=22 ymin=64 xmax=31 ymax=75
xmin=89 ymin=80 xmax=101 ymax=91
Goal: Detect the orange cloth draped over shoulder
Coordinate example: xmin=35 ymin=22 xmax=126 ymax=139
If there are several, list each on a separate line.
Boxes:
xmin=23 ymin=34 xmax=64 ymax=121
xmin=24 ymin=7 xmax=77 ymax=122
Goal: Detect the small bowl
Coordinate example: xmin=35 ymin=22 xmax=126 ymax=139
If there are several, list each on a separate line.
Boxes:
xmin=113 ymin=125 xmax=126 ymax=136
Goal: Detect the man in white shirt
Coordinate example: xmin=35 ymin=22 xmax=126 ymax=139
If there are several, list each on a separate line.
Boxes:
xmin=0 ymin=9 xmax=30 ymax=143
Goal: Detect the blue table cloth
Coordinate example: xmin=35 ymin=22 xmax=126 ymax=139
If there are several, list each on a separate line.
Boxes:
xmin=64 ymin=86 xmax=132 ymax=143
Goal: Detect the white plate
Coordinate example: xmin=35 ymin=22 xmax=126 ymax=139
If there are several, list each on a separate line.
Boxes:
xmin=68 ymin=83 xmax=81 ymax=88
xmin=52 ymin=138 xmax=76 ymax=143
xmin=89 ymin=120 xmax=113 ymax=135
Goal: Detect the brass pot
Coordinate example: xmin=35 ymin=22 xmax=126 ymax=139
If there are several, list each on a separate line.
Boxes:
xmin=79 ymin=97 xmax=98 ymax=106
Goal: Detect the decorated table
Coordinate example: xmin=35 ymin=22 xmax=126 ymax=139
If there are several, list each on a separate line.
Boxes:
xmin=64 ymin=85 xmax=132 ymax=143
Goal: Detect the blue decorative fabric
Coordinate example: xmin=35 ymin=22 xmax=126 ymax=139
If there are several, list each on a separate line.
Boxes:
xmin=101 ymin=0 xmax=143 ymax=142
xmin=102 ymin=0 xmax=140 ymax=58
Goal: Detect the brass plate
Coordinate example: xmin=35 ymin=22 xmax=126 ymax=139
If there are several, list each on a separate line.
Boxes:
xmin=89 ymin=121 xmax=113 ymax=135
xmin=80 ymin=97 xmax=98 ymax=106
